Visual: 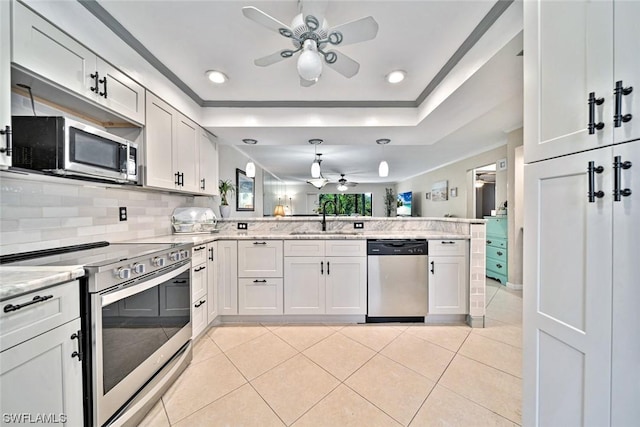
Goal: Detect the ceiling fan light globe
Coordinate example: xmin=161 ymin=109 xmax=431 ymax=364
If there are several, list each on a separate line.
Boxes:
xmin=297 ymin=49 xmax=323 ymax=81
xmin=337 ymin=183 xmax=348 ymax=192
xmin=475 ymin=181 xmax=485 ymax=188
xmin=246 ymin=161 xmax=256 ymax=178
xmin=378 ymin=160 xmax=389 ymax=177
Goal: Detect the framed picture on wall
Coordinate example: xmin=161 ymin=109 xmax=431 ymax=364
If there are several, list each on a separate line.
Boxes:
xmin=431 ymin=180 xmax=448 ymax=201
xmin=497 ymin=158 xmax=507 ymax=171
xmin=236 ymin=168 xmax=255 ymax=211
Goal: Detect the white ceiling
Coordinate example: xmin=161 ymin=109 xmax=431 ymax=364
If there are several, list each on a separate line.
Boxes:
xmin=95 ymin=0 xmax=523 ymax=185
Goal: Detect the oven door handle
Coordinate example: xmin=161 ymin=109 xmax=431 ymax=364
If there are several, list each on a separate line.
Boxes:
xmin=100 ymin=262 xmax=190 ymax=307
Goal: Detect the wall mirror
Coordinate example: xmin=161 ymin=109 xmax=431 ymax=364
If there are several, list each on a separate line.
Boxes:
xmin=236 ymin=168 xmax=255 ymax=211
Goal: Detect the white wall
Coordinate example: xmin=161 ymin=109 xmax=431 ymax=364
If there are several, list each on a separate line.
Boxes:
xmin=397 ymin=145 xmax=508 ymax=218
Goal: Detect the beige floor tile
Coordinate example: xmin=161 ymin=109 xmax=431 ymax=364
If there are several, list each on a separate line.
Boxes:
xmin=345 ymin=354 xmax=436 ymax=426
xmin=491 ymin=288 xmax=523 ymax=309
xmin=380 ymin=333 xmax=455 ymax=382
xmin=225 ymin=332 xmax=298 ymax=380
xmin=439 ymin=355 xmax=522 ymax=424
xmin=207 ymin=324 xmax=269 ymax=351
xmin=191 ymin=335 xmax=222 ymax=364
xmin=303 ymin=333 xmax=375 ymax=381
xmin=459 ymin=334 xmax=522 ymax=378
xmin=485 ymin=304 xmax=523 ymax=325
xmin=474 ymin=317 xmax=523 ymax=348
xmin=252 ymin=354 xmax=340 ymax=425
xmin=173 ymin=383 xmax=284 ymax=427
xmin=272 ymin=325 xmax=336 ymax=351
xmin=162 ymin=353 xmax=246 ymax=424
xmin=138 ymin=400 xmax=169 ymax=427
xmin=486 ymin=283 xmax=501 ymax=305
xmin=324 ymin=323 xmax=348 ymax=331
xmin=339 ymin=325 xmax=403 ymax=351
xmin=261 ymin=322 xmax=286 ymax=331
xmin=293 ymin=384 xmax=402 ymax=427
xmin=404 ymin=325 xmax=471 ymax=352
xmin=410 ymin=385 xmax=517 ymax=427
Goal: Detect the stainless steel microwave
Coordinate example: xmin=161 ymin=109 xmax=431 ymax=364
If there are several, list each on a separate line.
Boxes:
xmin=12 ymin=116 xmax=138 ymax=184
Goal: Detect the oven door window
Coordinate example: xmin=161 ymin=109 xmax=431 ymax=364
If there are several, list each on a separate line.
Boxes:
xmin=69 ymin=127 xmax=127 ymax=173
xmin=101 ymin=271 xmax=190 ymax=394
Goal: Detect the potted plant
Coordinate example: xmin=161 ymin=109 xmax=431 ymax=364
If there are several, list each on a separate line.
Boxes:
xmin=218 ymin=179 xmax=236 ymax=218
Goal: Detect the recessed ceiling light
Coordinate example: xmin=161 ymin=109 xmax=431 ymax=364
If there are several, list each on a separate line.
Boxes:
xmin=385 ymin=70 xmax=406 ymax=84
xmin=206 ymin=70 xmax=228 ymax=84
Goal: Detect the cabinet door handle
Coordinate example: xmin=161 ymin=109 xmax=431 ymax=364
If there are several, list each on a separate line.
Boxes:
xmin=430 ymin=261 xmax=435 ymax=274
xmin=0 ymin=125 xmax=12 ymax=156
xmin=614 ymin=80 xmax=633 ymax=127
xmin=201 ymin=178 xmax=206 ymax=190
xmin=253 ymin=279 xmax=267 ymax=284
xmin=253 ymin=242 xmax=267 ymax=245
xmin=173 ymin=279 xmax=187 ymax=284
xmin=587 ymin=161 xmax=605 ymax=202
xmin=497 ymin=251 xmax=503 ymax=256
xmin=441 ymin=241 xmax=455 ymax=245
xmin=486 ymin=240 xmax=492 ymax=245
xmin=194 ymin=300 xmax=205 ymax=308
xmin=194 ymin=266 xmax=206 ymax=272
xmin=3 ymin=294 xmax=53 ymax=313
xmin=194 ymin=246 xmax=206 ymax=251
xmin=588 ymin=92 xmax=605 ymax=134
xmin=208 ymin=247 xmax=214 ymax=261
xmin=99 ymin=75 xmax=108 ymax=98
xmin=327 ymin=261 xmax=330 ymax=275
xmin=90 ymin=72 xmax=99 ymax=93
xmin=496 ymin=263 xmax=503 ymax=269
xmin=174 ymin=172 xmax=180 ymax=186
xmin=320 ymin=261 xmax=324 ymax=275
xmin=614 ymin=155 xmax=633 ymax=201
xmin=70 ymin=330 xmax=83 ymax=361
xmin=179 ymin=172 xmax=184 ymax=187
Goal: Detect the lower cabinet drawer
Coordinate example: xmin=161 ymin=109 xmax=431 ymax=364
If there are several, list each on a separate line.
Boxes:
xmin=486 ymin=258 xmax=507 ymax=283
xmin=192 ymin=297 xmax=208 ymax=338
xmin=239 ymin=278 xmax=283 ymax=315
xmin=486 ymin=245 xmax=507 ymax=262
xmin=429 ymin=240 xmax=467 ymax=256
xmin=486 ymin=237 xmax=507 ymax=250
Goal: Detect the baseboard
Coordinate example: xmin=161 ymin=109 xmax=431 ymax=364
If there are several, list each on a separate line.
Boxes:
xmin=466 ymin=315 xmax=485 ymax=328
xmin=507 ymin=282 xmax=523 ymax=290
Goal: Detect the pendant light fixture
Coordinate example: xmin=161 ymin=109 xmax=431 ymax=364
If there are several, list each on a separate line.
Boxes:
xmin=377 ymin=139 xmax=390 ymax=178
xmin=242 ymin=139 xmax=257 ymax=178
xmin=309 ymin=139 xmax=323 ymax=178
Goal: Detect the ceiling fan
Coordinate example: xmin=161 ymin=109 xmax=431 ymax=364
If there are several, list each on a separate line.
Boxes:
xmin=336 ymin=174 xmax=358 ymax=192
xmin=242 ymin=0 xmax=379 ymax=86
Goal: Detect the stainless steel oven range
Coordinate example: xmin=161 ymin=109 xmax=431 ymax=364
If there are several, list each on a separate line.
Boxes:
xmin=2 ymin=241 xmax=194 ymax=426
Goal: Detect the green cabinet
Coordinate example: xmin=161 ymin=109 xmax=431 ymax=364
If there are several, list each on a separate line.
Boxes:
xmin=485 ymin=216 xmax=507 ymax=284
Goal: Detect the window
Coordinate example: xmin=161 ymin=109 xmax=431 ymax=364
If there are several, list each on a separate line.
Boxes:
xmin=318 ymin=193 xmax=372 ymax=216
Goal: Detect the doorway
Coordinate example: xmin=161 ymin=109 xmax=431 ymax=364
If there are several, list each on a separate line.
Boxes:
xmin=474 ymin=163 xmax=496 ymax=219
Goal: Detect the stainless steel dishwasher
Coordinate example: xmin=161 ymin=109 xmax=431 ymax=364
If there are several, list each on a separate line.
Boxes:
xmin=367 ymin=239 xmax=429 ymax=322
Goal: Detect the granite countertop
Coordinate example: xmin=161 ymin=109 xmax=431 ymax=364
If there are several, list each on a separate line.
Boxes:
xmin=0 ymin=265 xmax=85 ymax=302
xmin=126 ymin=231 xmax=472 ymax=245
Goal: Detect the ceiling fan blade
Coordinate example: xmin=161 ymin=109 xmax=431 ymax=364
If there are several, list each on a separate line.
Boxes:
xmin=254 ymin=50 xmax=291 ymax=67
xmin=242 ymin=6 xmax=292 ymax=34
xmin=324 ymin=50 xmax=360 ymax=78
xmin=300 ymin=77 xmax=317 ymax=87
xmin=328 ymin=16 xmax=379 ymax=46
xmin=302 ymin=0 xmax=328 ymax=24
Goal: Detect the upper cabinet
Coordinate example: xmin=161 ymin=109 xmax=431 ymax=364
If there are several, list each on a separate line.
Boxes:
xmin=0 ymin=0 xmax=11 ymax=168
xmin=524 ymin=0 xmax=639 ymax=163
xmin=199 ymin=128 xmax=219 ymax=195
xmin=12 ymin=2 xmax=145 ymax=125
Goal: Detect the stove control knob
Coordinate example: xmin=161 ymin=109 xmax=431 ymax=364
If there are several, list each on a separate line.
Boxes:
xmin=180 ymin=250 xmax=189 ymax=259
xmin=152 ymin=257 xmax=166 ymax=267
xmin=116 ymin=267 xmax=131 ymax=280
xmin=132 ymin=263 xmax=145 ymax=274
xmin=169 ymin=252 xmax=179 ymax=262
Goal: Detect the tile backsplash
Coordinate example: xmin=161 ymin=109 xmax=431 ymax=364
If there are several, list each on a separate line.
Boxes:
xmin=0 ymin=174 xmax=193 ymax=255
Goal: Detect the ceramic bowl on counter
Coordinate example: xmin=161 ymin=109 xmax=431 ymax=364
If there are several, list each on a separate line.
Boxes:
xmin=171 ymin=207 xmax=218 ymax=234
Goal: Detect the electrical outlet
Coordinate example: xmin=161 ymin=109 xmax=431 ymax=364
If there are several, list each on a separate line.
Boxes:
xmin=354 ymin=222 xmax=364 ymax=229
xmin=119 ymin=207 xmax=127 ymax=221
xmin=237 ymin=222 xmax=248 ymax=230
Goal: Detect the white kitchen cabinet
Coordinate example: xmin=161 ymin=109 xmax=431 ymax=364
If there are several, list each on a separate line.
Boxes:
xmin=199 ymin=129 xmax=219 ymax=196
xmin=12 ymin=2 xmax=145 ymax=124
xmin=284 ymin=256 xmax=325 ymax=315
xmin=206 ymin=243 xmax=218 ymax=323
xmin=0 ymin=280 xmax=83 ymax=427
xmin=239 ymin=278 xmax=284 ymax=315
xmin=145 ymin=92 xmax=201 ymax=193
xmin=0 ymin=0 xmax=12 ymax=168
xmin=284 ymin=240 xmax=366 ymax=315
xmin=191 ymin=297 xmax=208 ymax=338
xmin=217 ymin=241 xmax=238 ymax=315
xmin=238 ymin=240 xmax=283 ymax=278
xmin=524 ymin=1 xmax=640 ymax=424
xmin=191 ymin=262 xmax=207 ymax=303
xmin=428 ymin=256 xmax=467 ymax=315
xmin=324 ymin=257 xmax=367 ymax=315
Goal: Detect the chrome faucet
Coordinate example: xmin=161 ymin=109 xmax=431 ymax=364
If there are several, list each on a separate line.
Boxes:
xmin=321 ymin=200 xmax=336 ymax=231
